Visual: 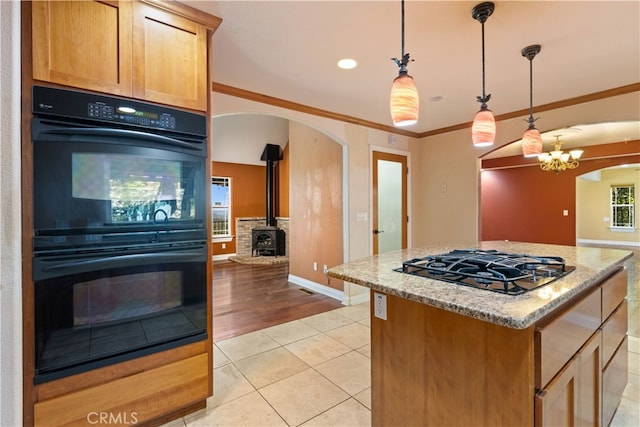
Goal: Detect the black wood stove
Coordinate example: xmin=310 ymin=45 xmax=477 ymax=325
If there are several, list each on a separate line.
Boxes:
xmin=252 ymin=144 xmax=286 ymax=256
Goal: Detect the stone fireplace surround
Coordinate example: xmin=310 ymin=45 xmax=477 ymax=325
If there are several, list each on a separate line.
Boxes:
xmin=231 ymin=217 xmax=289 ymax=264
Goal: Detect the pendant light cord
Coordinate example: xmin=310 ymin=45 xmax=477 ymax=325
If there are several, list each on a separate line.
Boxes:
xmin=392 ymin=0 xmax=411 ymax=72
xmin=521 ymin=44 xmax=541 ymax=128
xmin=401 ymin=0 xmax=405 ymax=60
xmin=481 ymin=21 xmax=486 ymax=98
xmin=478 ymin=20 xmax=489 ymax=105
xmin=527 ymin=57 xmax=535 ymax=126
xmin=472 ymin=2 xmax=494 ymax=107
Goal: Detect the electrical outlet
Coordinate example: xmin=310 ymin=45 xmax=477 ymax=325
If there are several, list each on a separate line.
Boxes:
xmin=313 ymin=262 xmax=317 ymax=271
xmin=221 ymin=243 xmax=226 ymax=249
xmin=323 ymin=264 xmax=328 ymax=273
xmin=374 ymin=292 xmax=387 ymax=320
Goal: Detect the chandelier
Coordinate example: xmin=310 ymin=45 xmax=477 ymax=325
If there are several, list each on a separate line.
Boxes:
xmin=538 ymin=135 xmax=584 ymax=173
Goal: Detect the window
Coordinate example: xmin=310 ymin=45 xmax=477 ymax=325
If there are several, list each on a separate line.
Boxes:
xmin=610 ymin=185 xmax=635 ymax=229
xmin=212 ymin=177 xmax=231 ymax=238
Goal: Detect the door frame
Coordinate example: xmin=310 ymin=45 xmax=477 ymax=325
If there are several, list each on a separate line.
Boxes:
xmin=371 ymin=147 xmax=411 ymax=255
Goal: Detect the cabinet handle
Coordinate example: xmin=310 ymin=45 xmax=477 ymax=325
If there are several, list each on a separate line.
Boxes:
xmin=535 ymin=389 xmax=548 ymax=398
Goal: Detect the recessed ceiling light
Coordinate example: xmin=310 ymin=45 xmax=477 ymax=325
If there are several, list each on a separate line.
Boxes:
xmin=337 ymin=58 xmax=357 ymax=69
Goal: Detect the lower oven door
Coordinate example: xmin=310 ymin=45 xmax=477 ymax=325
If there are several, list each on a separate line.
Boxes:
xmin=33 ymin=243 xmax=208 ymax=384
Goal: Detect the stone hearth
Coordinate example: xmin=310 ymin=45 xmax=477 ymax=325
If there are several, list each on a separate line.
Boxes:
xmin=229 ymin=217 xmax=289 ymax=265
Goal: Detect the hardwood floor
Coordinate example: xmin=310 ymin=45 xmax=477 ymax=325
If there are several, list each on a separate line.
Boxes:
xmin=212 ymin=260 xmax=343 ymax=341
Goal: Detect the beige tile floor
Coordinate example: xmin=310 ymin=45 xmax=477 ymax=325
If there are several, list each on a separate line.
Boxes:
xmin=166 ymin=253 xmax=640 ymax=427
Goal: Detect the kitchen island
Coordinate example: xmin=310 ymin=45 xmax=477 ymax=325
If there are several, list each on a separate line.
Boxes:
xmin=327 ymin=241 xmax=632 ymax=426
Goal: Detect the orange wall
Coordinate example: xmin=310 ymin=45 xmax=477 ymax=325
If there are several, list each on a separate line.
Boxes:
xmin=211 ymin=161 xmax=266 ymax=255
xmin=212 ymin=158 xmax=289 ymax=255
xmin=289 ymin=122 xmax=343 ymax=290
xmin=481 ymin=141 xmax=640 ymax=245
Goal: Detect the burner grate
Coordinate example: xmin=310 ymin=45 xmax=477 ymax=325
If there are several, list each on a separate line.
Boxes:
xmin=395 ymin=249 xmax=575 ymax=295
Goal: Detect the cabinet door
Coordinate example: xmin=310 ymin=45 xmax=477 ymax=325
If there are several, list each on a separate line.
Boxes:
xmin=32 ymin=1 xmax=133 ymax=95
xmin=535 ymin=359 xmax=577 ymax=426
xmin=575 ymin=331 xmax=602 ymax=426
xmin=535 ymin=331 xmax=602 ymax=427
xmin=603 ymin=336 xmax=628 ymax=427
xmin=132 ymin=3 xmax=208 ymax=111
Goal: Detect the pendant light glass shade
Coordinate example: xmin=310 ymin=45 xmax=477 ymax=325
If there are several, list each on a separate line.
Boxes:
xmin=390 ymin=72 xmax=419 ymax=127
xmin=522 ymin=125 xmax=543 ymax=157
xmin=472 ymin=106 xmax=495 ymax=147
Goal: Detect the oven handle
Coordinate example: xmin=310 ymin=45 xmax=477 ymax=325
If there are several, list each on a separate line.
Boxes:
xmin=40 ymin=250 xmax=205 ymax=274
xmin=40 ymin=127 xmax=203 ymax=151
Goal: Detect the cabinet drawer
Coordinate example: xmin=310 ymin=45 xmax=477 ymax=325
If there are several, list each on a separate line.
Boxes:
xmin=602 ymin=336 xmax=628 ymax=427
xmin=602 ymin=300 xmax=628 ymax=365
xmin=535 ymin=286 xmax=601 ymax=389
xmin=34 ymin=353 xmax=209 ymax=426
xmin=602 ymin=268 xmax=627 ymax=322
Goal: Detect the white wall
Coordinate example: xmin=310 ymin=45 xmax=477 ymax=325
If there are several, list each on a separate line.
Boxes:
xmin=0 ymin=1 xmax=23 ymax=425
xmin=212 ymin=114 xmax=289 ymax=165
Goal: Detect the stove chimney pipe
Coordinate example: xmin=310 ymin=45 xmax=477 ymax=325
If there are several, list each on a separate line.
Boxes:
xmin=260 ymin=144 xmax=283 ymax=227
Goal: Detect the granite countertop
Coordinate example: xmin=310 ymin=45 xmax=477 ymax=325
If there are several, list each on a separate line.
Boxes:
xmin=327 ymin=241 xmax=633 ymax=329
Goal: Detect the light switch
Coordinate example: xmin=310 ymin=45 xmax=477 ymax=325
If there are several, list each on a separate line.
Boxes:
xmin=563 ymin=210 xmax=569 ymax=216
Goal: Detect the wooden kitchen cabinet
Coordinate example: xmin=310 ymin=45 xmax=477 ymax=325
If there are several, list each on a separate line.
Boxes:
xmin=534 ymin=267 xmax=628 ymax=427
xmin=601 ymin=271 xmax=629 ymax=426
xmin=32 ymin=0 xmax=216 ymax=111
xmin=535 ymin=331 xmax=602 ymax=427
xmin=368 ymin=267 xmax=628 ymax=427
xmin=24 ymin=2 xmax=221 ymax=425
xmin=132 ymin=2 xmax=208 ymax=110
xmin=32 ymin=1 xmax=133 ymax=96
xmin=603 ymin=336 xmax=628 ymax=426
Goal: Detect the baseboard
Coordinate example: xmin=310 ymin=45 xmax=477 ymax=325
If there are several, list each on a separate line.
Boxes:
xmin=287 ymin=274 xmax=344 ymax=303
xmin=577 ymin=239 xmax=640 ymax=249
xmin=212 ymin=253 xmax=236 ymax=262
xmin=344 ymin=291 xmax=370 ymax=306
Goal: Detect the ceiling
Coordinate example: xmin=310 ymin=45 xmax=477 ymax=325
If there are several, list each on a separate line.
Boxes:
xmin=184 ymin=1 xmax=640 ymax=154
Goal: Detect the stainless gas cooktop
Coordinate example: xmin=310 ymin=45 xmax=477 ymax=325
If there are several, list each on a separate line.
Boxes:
xmin=395 ymin=249 xmax=575 ymax=295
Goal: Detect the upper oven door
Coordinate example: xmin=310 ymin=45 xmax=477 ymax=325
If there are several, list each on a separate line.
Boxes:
xmin=32 ymin=118 xmax=207 ymax=252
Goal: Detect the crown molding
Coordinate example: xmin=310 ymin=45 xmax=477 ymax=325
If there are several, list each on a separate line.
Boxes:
xmin=212 ymin=82 xmax=640 ymax=139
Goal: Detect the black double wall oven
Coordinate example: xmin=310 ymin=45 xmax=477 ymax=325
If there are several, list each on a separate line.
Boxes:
xmin=31 ymin=86 xmax=208 ymax=384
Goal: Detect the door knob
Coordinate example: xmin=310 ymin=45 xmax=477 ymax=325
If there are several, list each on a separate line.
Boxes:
xmin=373 ymin=229 xmax=384 ymax=234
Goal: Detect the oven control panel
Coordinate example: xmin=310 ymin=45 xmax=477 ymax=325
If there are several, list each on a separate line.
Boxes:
xmin=87 ymin=102 xmax=177 ymax=129
xmin=32 ymin=85 xmax=205 ymax=137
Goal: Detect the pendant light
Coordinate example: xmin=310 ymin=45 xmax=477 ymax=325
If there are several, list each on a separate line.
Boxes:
xmin=390 ymin=0 xmax=419 ymax=127
xmin=521 ymin=44 xmax=543 ymax=157
xmin=471 ymin=2 xmax=495 ymax=147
